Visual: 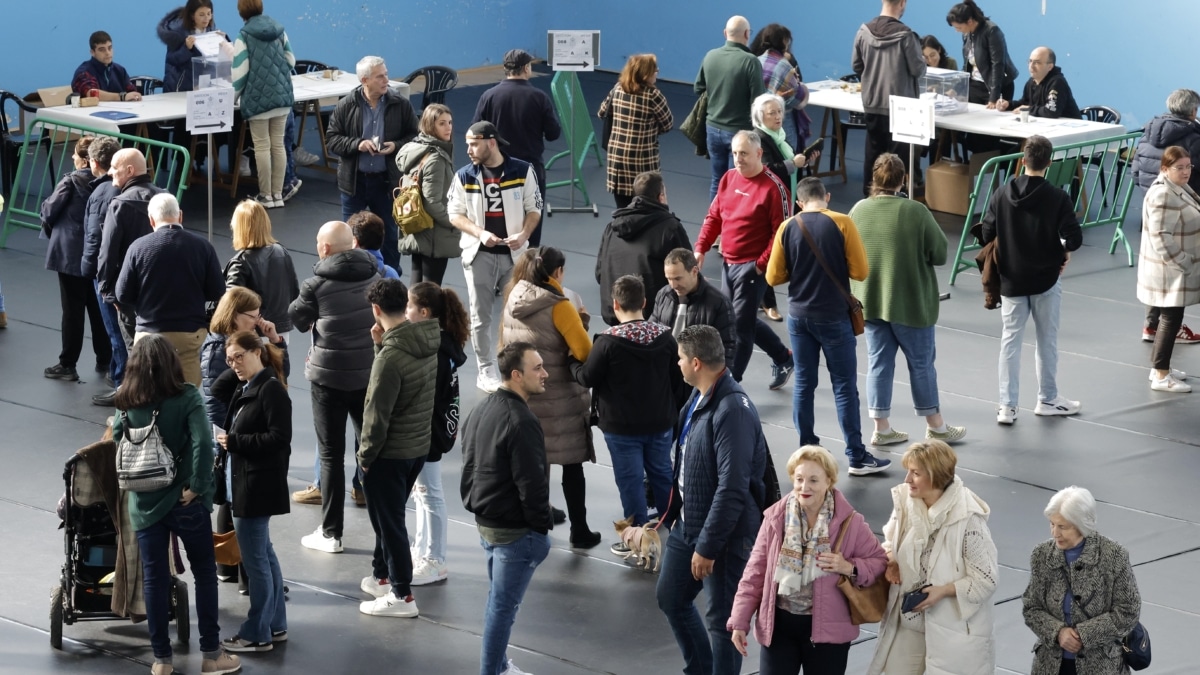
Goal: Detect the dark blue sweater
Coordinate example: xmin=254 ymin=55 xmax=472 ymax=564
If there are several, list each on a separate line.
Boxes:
xmin=472 ymin=79 xmax=562 ymax=165
xmin=115 ymin=225 xmax=225 ymax=332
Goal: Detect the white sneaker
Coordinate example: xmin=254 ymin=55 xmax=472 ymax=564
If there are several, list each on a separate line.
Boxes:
xmin=500 ymin=659 xmax=533 ymax=675
xmin=359 ymin=591 xmax=418 ymax=618
xmin=1034 ymin=397 xmax=1082 ymax=416
xmin=1150 ymin=375 xmax=1192 ymax=393
xmin=360 ymin=575 xmax=391 ymax=598
xmin=477 ymin=365 xmax=501 ymax=393
xmin=1148 ymin=367 xmax=1187 ymax=381
xmin=410 ymin=558 xmax=448 ymax=586
xmin=238 ymin=155 xmax=251 ymax=177
xmin=294 ymin=146 xmax=321 ymax=166
xmin=997 ymin=406 xmax=1018 ymax=425
xmin=300 ymin=528 xmax=343 ymax=553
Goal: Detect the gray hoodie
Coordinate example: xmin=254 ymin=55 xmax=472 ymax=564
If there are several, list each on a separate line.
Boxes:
xmin=852 ymin=16 xmax=927 ymax=115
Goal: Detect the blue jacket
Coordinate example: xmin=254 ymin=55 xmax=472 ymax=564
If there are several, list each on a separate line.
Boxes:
xmin=71 ymin=57 xmax=133 ymax=97
xmin=669 ymin=369 xmax=766 ymax=560
xmin=157 ymin=7 xmax=227 ymax=92
xmin=200 ymin=332 xmax=231 ymax=427
xmin=231 ymin=14 xmax=294 ymax=118
xmin=39 ymin=168 xmax=95 ymax=277
xmin=366 ymin=248 xmax=399 ymax=280
xmin=81 ymin=175 xmax=118 ymax=280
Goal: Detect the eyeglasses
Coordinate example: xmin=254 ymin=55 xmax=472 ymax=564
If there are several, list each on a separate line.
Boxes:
xmin=1171 ymin=164 xmax=1195 ymax=172
xmin=1028 ymin=59 xmax=1047 ymax=65
xmin=239 ymin=311 xmax=261 ymax=321
xmin=225 ymin=351 xmax=247 ymax=367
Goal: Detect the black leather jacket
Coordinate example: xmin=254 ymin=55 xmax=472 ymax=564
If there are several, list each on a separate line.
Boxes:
xmin=224 ymin=242 xmax=300 ymax=332
xmin=961 ymin=20 xmax=1017 ymax=103
xmin=649 ymin=275 xmax=736 ymax=368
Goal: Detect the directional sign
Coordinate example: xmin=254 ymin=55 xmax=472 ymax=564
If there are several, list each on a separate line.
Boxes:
xmin=889 ymin=95 xmax=935 ymax=147
xmin=547 ymin=30 xmax=600 ymax=72
xmin=186 ymin=87 xmax=234 ymax=134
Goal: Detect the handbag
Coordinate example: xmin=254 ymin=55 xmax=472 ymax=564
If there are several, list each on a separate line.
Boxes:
xmin=796 ymin=216 xmax=865 ymax=335
xmin=212 ymin=449 xmax=228 ymax=506
xmin=115 ymin=409 xmax=177 ymax=492
xmin=212 ymin=530 xmax=242 ymax=567
xmin=832 ymin=509 xmax=890 ymax=624
xmin=392 ymin=151 xmax=435 ymax=237
xmin=599 ymin=88 xmax=615 ymax=149
xmin=1123 ymin=621 xmax=1151 ymax=670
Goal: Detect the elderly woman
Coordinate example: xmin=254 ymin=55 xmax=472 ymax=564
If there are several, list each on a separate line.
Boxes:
xmin=395 ymin=103 xmax=458 ymax=285
xmin=598 ymin=54 xmax=674 ymax=209
xmin=867 ymin=440 xmax=998 ymax=675
xmin=1137 ymin=145 xmax=1200 ymax=393
xmin=849 ymin=154 xmax=965 ymax=447
xmin=750 ymin=23 xmax=811 ymax=152
xmin=752 ymin=93 xmax=814 ymax=200
xmin=499 ymin=247 xmax=600 ymax=547
xmin=1022 ymin=487 xmax=1141 ymax=675
xmin=729 ymin=445 xmax=887 ymax=675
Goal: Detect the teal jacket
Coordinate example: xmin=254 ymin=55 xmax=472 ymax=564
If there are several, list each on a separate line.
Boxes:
xmin=358 ymin=319 xmax=440 ymax=467
xmin=231 ymin=14 xmax=295 ymax=118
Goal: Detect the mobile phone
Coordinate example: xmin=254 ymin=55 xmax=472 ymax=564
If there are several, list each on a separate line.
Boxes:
xmin=803 ymin=137 xmax=824 ymax=163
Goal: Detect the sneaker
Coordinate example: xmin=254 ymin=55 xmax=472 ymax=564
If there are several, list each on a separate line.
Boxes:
xmin=1177 ymin=324 xmax=1200 ymax=344
xmin=270 ymin=630 xmax=288 ymax=643
xmin=500 ymin=660 xmax=533 ymax=675
xmin=551 ymin=506 xmax=567 ymax=525
xmin=611 ymin=541 xmax=631 ymax=556
xmin=92 ymin=389 xmax=117 ymax=407
xmin=925 ymin=425 xmax=967 ymax=443
xmin=997 ymin=405 xmax=1018 ymax=425
xmin=1148 ymin=367 xmax=1187 ymax=381
xmin=281 ymin=179 xmax=302 ymax=202
xmin=768 ymin=358 xmax=794 ymax=391
xmin=200 ymin=650 xmax=242 ymax=674
xmin=1034 ymin=397 xmax=1082 ymax=416
xmin=221 ymin=635 xmax=272 ymax=653
xmin=239 ymin=156 xmax=252 ymax=177
xmin=360 ymin=575 xmax=391 ymax=598
xmin=1150 ymin=375 xmax=1192 ymax=393
xmin=351 ymin=487 xmax=366 ymax=507
xmin=1142 ymin=326 xmax=1155 ymax=342
xmin=271 ymin=193 xmax=284 ymax=208
xmin=294 ymin=146 xmax=321 ymax=166
xmin=291 ymin=485 xmax=321 ymax=505
xmin=300 ymin=528 xmax=343 ymax=553
xmin=359 ymin=591 xmax=419 ymax=618
xmin=477 ymin=366 xmax=501 ymax=393
xmin=151 ymin=663 xmax=174 ymax=675
xmin=848 ymin=453 xmax=892 ymax=476
xmin=870 ymin=428 xmax=908 ymax=446
xmin=254 ymin=194 xmax=275 ymax=209
xmin=44 ymin=363 xmax=79 ymax=381
xmin=410 ymin=558 xmax=448 ymax=586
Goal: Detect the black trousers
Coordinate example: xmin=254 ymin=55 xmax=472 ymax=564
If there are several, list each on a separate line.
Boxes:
xmin=366 ymin=456 xmax=425 ymax=596
xmin=409 ymin=254 xmax=450 ymax=285
xmin=760 ymin=610 xmax=850 ymax=675
xmin=311 ymin=381 xmax=366 ymax=539
xmin=1058 ymin=658 xmax=1077 ymax=674
xmin=613 ymin=192 xmax=634 ymax=210
xmin=862 ymin=113 xmax=911 ymax=196
xmin=561 ymin=462 xmax=591 ymax=535
xmin=58 ymin=273 xmax=111 ymax=369
xmin=1149 ymin=306 xmax=1185 ymax=370
xmin=722 ymin=260 xmax=791 ymax=381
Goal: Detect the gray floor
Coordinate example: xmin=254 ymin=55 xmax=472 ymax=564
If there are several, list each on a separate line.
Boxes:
xmin=0 ymin=70 xmax=1196 ymax=674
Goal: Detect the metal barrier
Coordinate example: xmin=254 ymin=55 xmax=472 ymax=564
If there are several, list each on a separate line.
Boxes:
xmin=947 ymin=131 xmax=1141 ymax=285
xmin=1 ymin=119 xmax=190 ymax=248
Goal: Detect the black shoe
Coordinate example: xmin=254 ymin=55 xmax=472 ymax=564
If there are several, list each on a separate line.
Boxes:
xmin=92 ymin=390 xmax=117 ymax=406
xmin=570 ymin=529 xmax=602 ymax=549
xmin=95 ymin=362 xmax=110 ymax=374
xmin=44 ymin=364 xmax=79 ymax=381
xmin=551 ymin=506 xmax=567 ymax=525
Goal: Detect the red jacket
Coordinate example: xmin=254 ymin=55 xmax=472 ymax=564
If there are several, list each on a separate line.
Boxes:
xmin=727 ymin=488 xmax=888 ymax=645
xmin=695 ymin=168 xmax=790 ymax=270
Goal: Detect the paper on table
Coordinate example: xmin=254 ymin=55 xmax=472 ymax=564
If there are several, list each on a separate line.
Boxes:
xmin=194 ymin=33 xmax=226 ymax=59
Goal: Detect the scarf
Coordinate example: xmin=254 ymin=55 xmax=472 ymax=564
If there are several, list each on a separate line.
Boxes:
xmin=757 ymin=122 xmax=793 ymax=165
xmin=774 ymin=490 xmax=835 ymax=595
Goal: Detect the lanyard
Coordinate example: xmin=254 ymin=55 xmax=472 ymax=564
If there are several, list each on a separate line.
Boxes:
xmin=678 ymin=393 xmax=702 ymax=447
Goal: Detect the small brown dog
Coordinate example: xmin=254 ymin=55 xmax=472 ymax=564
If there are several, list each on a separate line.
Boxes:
xmin=613 ymin=515 xmax=662 ymax=573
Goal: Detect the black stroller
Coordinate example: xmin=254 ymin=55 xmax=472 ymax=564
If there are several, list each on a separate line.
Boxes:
xmin=51 ymin=441 xmax=190 ymax=649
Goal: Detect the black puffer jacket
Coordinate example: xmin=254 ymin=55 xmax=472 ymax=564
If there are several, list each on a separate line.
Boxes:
xmin=224 ymin=243 xmax=300 ymax=332
xmin=1132 ymin=114 xmax=1200 ymax=192
xmin=649 ymin=275 xmax=736 ymax=368
xmin=596 ymin=197 xmax=692 ymax=326
xmin=97 ymin=175 xmax=165 ymax=302
xmin=39 ymin=168 xmax=95 ymax=277
xmin=288 ymin=248 xmax=379 ymax=391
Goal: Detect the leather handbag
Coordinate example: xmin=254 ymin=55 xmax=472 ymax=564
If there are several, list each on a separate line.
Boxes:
xmin=832 ymin=509 xmax=890 ymax=624
xmin=599 ymin=88 xmax=615 ymax=148
xmin=212 ymin=449 xmax=228 ymax=506
xmin=115 ymin=409 xmax=177 ymax=492
xmin=212 ymin=530 xmax=242 ymax=567
xmin=392 ymin=151 xmax=435 ymax=237
xmin=797 ymin=216 xmax=865 ymax=335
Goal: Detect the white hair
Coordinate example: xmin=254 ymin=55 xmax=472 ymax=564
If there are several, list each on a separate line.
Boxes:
xmin=1044 ymin=486 xmax=1097 ymax=538
xmin=751 ymin=93 xmax=786 ymax=128
xmin=356 ymin=55 xmax=386 ymax=80
xmin=147 ymin=193 xmax=181 ymax=225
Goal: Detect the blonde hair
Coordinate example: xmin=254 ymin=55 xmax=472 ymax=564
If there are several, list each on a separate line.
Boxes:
xmin=785 ymin=445 xmax=839 ymax=487
xmin=209 ymin=286 xmax=262 ymax=335
xmin=901 ymin=440 xmax=957 ymax=490
xmin=230 ymin=199 xmax=276 ymax=250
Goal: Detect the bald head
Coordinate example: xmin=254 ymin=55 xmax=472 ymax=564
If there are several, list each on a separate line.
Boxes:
xmin=316 ymin=221 xmax=354 ymax=259
xmin=110 ymin=148 xmax=147 ymax=188
xmin=725 ymin=16 xmax=750 ymax=44
xmin=1028 ymin=46 xmax=1055 ymax=83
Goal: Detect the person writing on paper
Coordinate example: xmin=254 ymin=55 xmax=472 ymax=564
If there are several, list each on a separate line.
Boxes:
xmin=158 ymin=0 xmax=233 ymax=93
xmin=71 ymin=31 xmax=142 ymax=102
xmin=997 ymin=47 xmax=1081 ymax=120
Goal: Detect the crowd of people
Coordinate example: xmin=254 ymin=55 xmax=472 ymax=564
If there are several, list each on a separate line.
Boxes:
xmin=15 ymin=0 xmax=1180 ymax=673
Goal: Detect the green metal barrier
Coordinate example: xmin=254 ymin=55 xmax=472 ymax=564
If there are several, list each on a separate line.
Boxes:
xmin=1 ymin=119 xmax=190 ymax=248
xmin=947 ymin=131 xmax=1141 ymax=286
xmin=544 ymin=71 xmax=603 ymax=205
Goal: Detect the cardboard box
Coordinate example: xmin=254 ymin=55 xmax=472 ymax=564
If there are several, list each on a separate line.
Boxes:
xmin=23 ymin=86 xmax=83 ymax=144
xmin=925 ymin=151 xmax=1000 ymax=216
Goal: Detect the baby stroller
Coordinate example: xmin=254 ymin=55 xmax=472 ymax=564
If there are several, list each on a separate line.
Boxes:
xmin=51 ymin=441 xmax=189 ymax=649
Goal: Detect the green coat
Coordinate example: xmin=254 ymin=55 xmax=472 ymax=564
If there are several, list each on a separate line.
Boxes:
xmin=395 ymin=134 xmax=461 ymax=259
xmin=113 ymin=385 xmax=215 ymax=532
xmin=848 ymin=195 xmax=947 ymax=327
xmin=357 ymin=319 xmax=440 ymax=467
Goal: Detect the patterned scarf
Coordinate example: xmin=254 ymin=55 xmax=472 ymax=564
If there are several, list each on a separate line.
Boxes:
xmin=774 ymin=490 xmax=835 ymax=595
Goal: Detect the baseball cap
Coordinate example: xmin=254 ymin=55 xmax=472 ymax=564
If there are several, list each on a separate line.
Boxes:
xmin=503 ymin=49 xmax=535 ymax=70
xmin=467 ymin=121 xmax=509 ymax=146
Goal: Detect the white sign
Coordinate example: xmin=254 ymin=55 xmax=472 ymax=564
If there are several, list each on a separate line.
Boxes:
xmin=548 ymin=30 xmax=599 ymax=71
xmin=186 ymin=87 xmax=234 ymax=134
xmin=889 ymin=95 xmax=935 ymax=146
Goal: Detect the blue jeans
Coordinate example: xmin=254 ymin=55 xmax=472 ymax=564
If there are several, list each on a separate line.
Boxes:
xmin=788 ymin=315 xmax=866 ymax=462
xmin=656 ymin=526 xmax=752 ymax=675
xmin=412 ymin=460 xmax=447 ymax=563
xmin=135 ymin=500 xmax=221 ymax=661
xmin=340 ymin=171 xmax=402 ymax=273
xmin=865 ymin=319 xmax=940 ymax=418
xmin=283 ymin=110 xmax=297 ymax=188
xmin=603 ymin=430 xmax=674 ymax=526
xmin=480 ymin=530 xmax=551 ymax=675
xmin=723 ymin=260 xmax=791 ymax=380
xmin=999 ymin=281 xmax=1061 ymax=406
xmin=232 ymin=515 xmax=286 ymax=643
xmin=705 ymin=125 xmax=736 ymax=201
xmin=94 ymin=280 xmax=127 ymax=385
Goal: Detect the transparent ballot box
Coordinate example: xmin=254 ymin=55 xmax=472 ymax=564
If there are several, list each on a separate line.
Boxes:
xmin=919 ymin=68 xmax=968 ymax=115
xmin=192 ymin=57 xmax=232 ymax=90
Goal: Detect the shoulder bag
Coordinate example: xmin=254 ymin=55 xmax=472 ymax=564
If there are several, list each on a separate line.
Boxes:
xmin=115 ymin=409 xmax=177 ymax=492
xmin=796 ymin=216 xmax=865 ymax=335
xmin=833 ymin=509 xmax=890 ymax=624
xmin=1062 ymin=546 xmax=1151 ymax=670
xmin=599 ymin=87 xmax=616 ymax=148
xmin=392 ymin=151 xmax=435 ymax=237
